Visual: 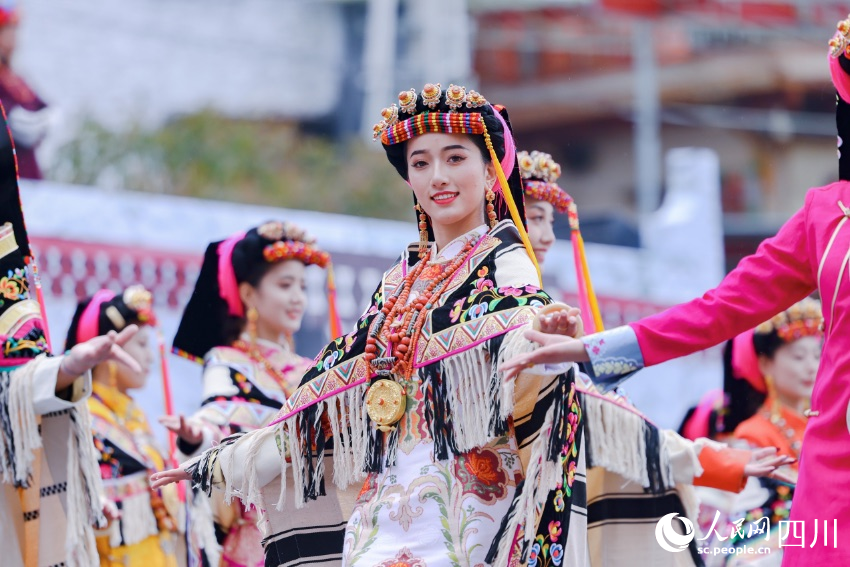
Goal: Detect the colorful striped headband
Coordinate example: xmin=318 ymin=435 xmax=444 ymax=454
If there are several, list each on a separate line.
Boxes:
xmin=379 ymin=112 xmax=486 ymax=146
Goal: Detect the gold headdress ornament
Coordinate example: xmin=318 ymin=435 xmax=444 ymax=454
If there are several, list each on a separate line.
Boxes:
xmin=755 ymin=297 xmax=823 ymax=342
xmin=517 ymin=151 xmax=572 ymax=214
xmin=829 ymin=15 xmax=850 ymax=58
xmin=373 ymin=83 xmax=542 ymax=285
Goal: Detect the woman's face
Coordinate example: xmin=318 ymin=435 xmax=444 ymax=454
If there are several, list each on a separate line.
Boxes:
xmin=761 ymin=336 xmax=821 ymax=404
xmin=115 ymin=326 xmax=153 ymax=391
xmin=525 ymin=198 xmax=555 ymax=265
xmin=244 ymin=259 xmax=307 ymax=340
xmin=406 ymin=133 xmax=495 ymax=243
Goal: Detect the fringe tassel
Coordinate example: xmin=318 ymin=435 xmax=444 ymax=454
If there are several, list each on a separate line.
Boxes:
xmin=189 ymin=487 xmax=221 ymax=567
xmin=580 ymin=392 xmax=673 ymax=492
xmin=490 ymin=401 xmax=563 ymax=567
xmin=111 ymin=485 xmax=158 ymax=547
xmin=0 ymin=361 xmax=42 ymax=487
xmin=65 ymin=404 xmax=105 ymax=567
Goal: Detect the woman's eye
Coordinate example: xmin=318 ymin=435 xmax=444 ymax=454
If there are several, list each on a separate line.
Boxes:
xmin=528 ymin=216 xmax=544 ymax=223
xmin=411 ymin=160 xmax=427 ymax=169
xmin=448 ymin=154 xmax=465 ymax=164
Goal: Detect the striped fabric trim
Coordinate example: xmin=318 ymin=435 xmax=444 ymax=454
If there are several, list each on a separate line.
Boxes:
xmin=588 ymin=490 xmax=704 ymax=566
xmin=262 ymin=521 xmax=347 ymax=567
xmin=381 ymin=112 xmax=485 ymax=145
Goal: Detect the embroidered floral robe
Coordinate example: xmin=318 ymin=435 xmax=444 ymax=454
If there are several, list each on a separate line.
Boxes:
xmin=192 ymin=222 xmax=584 ymax=567
xmin=89 ymin=381 xmax=181 ymax=567
xmin=182 ymin=338 xmax=309 ymax=567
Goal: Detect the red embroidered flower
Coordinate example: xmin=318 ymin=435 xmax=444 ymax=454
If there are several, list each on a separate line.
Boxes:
xmin=453 ymin=447 xmax=508 ymax=503
xmin=375 ymin=547 xmax=427 ymax=567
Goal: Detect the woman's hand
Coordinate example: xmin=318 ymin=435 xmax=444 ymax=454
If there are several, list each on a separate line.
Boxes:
xmin=100 ymin=497 xmax=121 ymax=522
xmin=159 ymin=415 xmax=204 ymax=445
xmin=743 ymin=447 xmax=796 ymax=478
xmin=501 ymin=329 xmax=589 ymax=383
xmin=57 ymin=325 xmax=141 ymax=391
xmin=150 ymin=468 xmax=191 ymax=490
xmin=536 ymin=306 xmax=584 ymax=338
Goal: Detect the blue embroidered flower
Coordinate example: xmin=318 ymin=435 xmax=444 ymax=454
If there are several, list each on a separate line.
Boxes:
xmin=467 ymin=302 xmax=489 ymax=319
xmin=550 ymin=543 xmax=564 ymax=566
xmin=528 ymin=542 xmax=541 ymax=567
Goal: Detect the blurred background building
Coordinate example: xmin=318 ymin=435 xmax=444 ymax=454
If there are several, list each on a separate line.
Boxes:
xmin=11 ymin=0 xmax=846 ymax=431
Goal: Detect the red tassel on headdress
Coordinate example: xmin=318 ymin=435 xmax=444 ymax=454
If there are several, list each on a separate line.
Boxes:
xmin=327 ymin=263 xmax=342 ymax=339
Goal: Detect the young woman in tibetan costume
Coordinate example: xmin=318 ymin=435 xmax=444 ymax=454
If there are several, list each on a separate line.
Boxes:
xmin=65 ymin=285 xmax=182 ymax=567
xmin=167 ymin=222 xmax=332 ymax=567
xmin=0 ymin=106 xmax=142 ymax=567
xmin=154 ymin=84 xmax=584 ymax=567
xmin=520 ymin=150 xmax=788 ymax=566
xmin=503 ymin=23 xmax=850 ymax=566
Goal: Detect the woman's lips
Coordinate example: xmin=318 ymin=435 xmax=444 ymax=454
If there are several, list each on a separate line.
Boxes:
xmin=431 ymin=192 xmax=459 ymax=205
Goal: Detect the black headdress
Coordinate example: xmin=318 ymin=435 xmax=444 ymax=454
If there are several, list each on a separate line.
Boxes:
xmin=64 ymin=286 xmax=156 ymax=350
xmin=172 ymin=221 xmax=331 ymax=363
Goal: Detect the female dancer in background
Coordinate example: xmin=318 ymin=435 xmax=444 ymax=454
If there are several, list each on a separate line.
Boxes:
xmin=164 ymin=221 xmax=332 ymax=567
xmin=65 ymin=285 xmax=182 ymax=567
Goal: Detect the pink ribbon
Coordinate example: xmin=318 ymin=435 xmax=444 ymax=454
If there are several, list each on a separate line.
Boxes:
xmin=491 ymin=109 xmax=516 ymax=197
xmin=217 ymin=231 xmax=247 ymax=317
xmin=76 ymin=289 xmax=116 ymax=344
xmin=731 ymin=328 xmax=766 ymax=393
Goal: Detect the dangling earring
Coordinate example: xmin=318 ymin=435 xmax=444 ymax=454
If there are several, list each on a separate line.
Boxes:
xmin=415 ymin=203 xmax=429 ymax=259
xmin=764 ymin=374 xmax=782 ymax=423
xmin=247 ymin=306 xmax=259 ymax=350
xmin=107 ymin=361 xmax=118 ymax=389
xmin=485 ymin=188 xmax=497 ymax=229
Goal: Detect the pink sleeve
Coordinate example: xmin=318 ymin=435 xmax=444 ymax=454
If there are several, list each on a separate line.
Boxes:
xmin=631 ymin=193 xmax=816 ymax=367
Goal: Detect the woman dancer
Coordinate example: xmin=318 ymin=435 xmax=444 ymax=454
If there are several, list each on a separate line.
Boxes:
xmin=503 ymin=24 xmax=850 ymax=566
xmin=165 ymin=221 xmax=332 ymax=567
xmin=65 ymin=285 xmax=181 ymax=567
xmin=154 ymin=84 xmax=584 ymax=567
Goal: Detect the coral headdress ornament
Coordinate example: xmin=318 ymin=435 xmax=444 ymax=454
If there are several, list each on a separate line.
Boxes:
xmin=173 ymin=221 xmax=339 ymax=363
xmin=376 ymin=83 xmax=542 ymax=285
xmin=518 ymin=150 xmax=604 ymax=333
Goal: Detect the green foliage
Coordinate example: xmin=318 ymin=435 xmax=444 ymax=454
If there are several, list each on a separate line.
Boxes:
xmin=49 ymin=110 xmax=413 ymax=221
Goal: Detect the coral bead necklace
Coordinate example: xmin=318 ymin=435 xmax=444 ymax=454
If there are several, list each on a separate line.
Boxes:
xmin=365 ymin=239 xmax=477 ymax=380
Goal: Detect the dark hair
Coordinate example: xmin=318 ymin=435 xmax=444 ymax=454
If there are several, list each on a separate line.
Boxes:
xmin=752 ymin=330 xmax=785 ymax=360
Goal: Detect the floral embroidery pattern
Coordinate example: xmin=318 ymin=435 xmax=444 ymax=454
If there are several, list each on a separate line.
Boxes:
xmin=449 ymin=283 xmax=546 ymax=324
xmin=529 ymin=522 xmax=565 ymax=567
xmin=375 ymin=547 xmax=427 ymax=567
xmin=0 ymin=267 xmax=29 ymax=307
xmin=453 ymin=446 xmax=509 ymax=504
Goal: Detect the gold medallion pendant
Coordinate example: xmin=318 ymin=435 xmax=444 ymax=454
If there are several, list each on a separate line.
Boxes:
xmin=365 ymin=379 xmax=406 ymax=432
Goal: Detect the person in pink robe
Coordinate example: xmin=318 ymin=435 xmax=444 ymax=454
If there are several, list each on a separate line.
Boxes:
xmin=503 ymin=27 xmax=850 ymax=566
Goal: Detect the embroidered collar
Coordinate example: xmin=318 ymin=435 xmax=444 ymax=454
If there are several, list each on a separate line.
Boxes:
xmin=430 ymin=224 xmax=488 ymax=263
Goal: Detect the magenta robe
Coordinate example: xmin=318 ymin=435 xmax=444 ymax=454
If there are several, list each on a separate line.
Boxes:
xmin=582 ymin=55 xmax=850 ymax=567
